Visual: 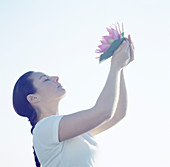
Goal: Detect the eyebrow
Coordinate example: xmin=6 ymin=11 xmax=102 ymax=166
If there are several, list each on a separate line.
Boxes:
xmin=39 ymin=75 xmax=47 ymax=80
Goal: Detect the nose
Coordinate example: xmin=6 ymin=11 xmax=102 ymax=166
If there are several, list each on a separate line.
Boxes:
xmin=51 ymin=76 xmax=59 ymax=83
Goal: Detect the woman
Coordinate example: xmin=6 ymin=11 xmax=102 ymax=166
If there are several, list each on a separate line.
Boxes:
xmin=13 ymin=36 xmax=134 ymax=167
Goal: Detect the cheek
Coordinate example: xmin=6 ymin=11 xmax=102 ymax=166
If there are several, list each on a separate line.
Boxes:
xmin=39 ymin=84 xmax=62 ymax=98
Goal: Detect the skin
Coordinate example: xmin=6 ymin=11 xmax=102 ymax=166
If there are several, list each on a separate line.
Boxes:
xmin=27 ymin=35 xmax=134 ymax=141
xmin=27 ymin=74 xmax=66 ymax=121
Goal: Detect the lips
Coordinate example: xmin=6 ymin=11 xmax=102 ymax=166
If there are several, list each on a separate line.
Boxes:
xmin=57 ymin=84 xmax=62 ymax=88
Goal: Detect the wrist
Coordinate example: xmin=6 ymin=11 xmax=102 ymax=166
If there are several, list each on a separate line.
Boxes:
xmin=110 ymin=62 xmax=122 ymax=72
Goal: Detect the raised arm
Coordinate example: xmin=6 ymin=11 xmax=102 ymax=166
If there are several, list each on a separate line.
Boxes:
xmin=90 ymin=69 xmax=128 ymax=135
xmin=90 ymin=35 xmax=134 ymax=135
xmin=58 ymin=40 xmax=131 ymax=142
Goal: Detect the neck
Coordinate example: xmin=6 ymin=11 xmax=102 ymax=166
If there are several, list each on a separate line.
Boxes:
xmin=36 ymin=100 xmax=60 ymax=122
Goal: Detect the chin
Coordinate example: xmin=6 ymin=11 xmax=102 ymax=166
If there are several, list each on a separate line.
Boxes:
xmin=58 ymin=89 xmax=66 ymax=99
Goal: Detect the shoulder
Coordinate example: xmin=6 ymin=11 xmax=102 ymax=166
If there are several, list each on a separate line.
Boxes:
xmin=33 ymin=115 xmax=64 ymax=144
xmin=33 ymin=115 xmax=64 ymax=135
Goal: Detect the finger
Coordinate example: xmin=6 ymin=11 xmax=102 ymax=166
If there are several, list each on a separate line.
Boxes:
xmin=125 ymin=43 xmax=130 ymax=55
xmin=114 ymin=40 xmax=126 ymax=53
xmin=128 ymin=34 xmax=135 ymax=49
xmin=123 ymin=40 xmax=130 ymax=51
xmin=128 ymin=35 xmax=134 ymax=62
xmin=128 ymin=35 xmax=131 ymax=43
xmin=120 ymin=40 xmax=129 ymax=49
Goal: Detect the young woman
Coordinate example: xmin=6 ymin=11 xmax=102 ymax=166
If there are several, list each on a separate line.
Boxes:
xmin=13 ymin=36 xmax=134 ymax=167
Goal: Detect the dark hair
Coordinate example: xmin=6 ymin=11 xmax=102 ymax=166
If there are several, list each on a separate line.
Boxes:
xmin=13 ymin=71 xmax=41 ymax=167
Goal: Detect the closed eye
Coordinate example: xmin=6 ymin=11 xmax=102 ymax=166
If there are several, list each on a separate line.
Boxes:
xmin=44 ymin=78 xmax=50 ymax=82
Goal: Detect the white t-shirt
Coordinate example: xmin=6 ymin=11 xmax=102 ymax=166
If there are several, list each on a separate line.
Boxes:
xmin=33 ymin=115 xmax=98 ymax=167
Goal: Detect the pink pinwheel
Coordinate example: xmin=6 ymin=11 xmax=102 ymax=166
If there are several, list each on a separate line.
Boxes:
xmin=96 ymin=23 xmax=123 ymax=53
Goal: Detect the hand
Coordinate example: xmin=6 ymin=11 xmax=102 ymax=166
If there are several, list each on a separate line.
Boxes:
xmin=111 ymin=39 xmax=131 ymax=69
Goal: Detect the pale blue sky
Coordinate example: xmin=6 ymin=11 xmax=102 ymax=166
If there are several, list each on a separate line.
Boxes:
xmin=0 ymin=0 xmax=170 ymax=166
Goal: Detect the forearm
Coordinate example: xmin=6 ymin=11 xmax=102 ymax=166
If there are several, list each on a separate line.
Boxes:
xmin=114 ymin=69 xmax=128 ymax=119
xmin=94 ymin=65 xmax=122 ymax=118
xmin=90 ymin=70 xmax=128 ymax=135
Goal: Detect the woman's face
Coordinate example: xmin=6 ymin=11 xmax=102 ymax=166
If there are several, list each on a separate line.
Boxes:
xmin=29 ymin=72 xmax=66 ymax=102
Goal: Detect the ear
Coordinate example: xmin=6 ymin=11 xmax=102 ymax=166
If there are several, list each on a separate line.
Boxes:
xmin=27 ymin=94 xmax=40 ymax=104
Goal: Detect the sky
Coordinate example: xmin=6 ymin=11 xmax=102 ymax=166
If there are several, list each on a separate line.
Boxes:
xmin=0 ymin=0 xmax=170 ymax=166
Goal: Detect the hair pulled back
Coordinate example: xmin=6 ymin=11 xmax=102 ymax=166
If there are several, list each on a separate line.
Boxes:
xmin=13 ymin=71 xmax=40 ymax=167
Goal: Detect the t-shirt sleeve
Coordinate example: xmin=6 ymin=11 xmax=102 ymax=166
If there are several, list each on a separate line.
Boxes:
xmin=34 ymin=115 xmax=64 ymax=145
